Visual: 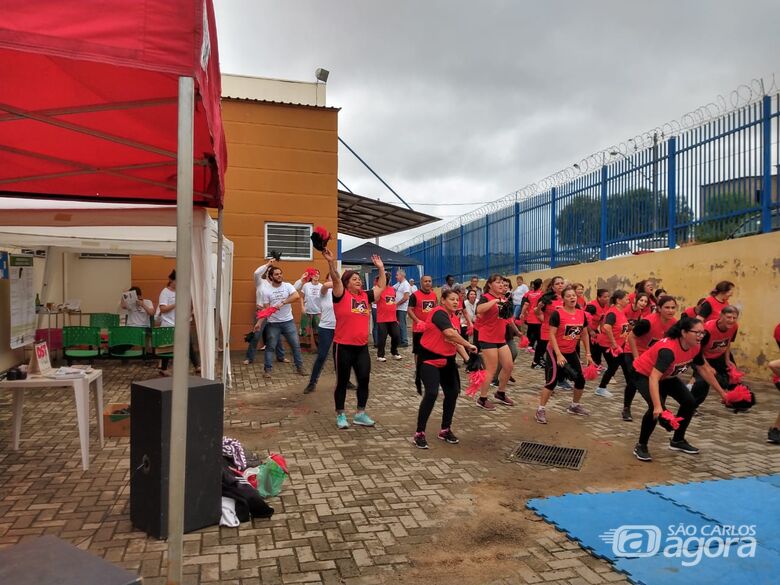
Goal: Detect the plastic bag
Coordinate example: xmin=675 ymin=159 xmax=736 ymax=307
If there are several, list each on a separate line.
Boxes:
xmin=256 ymin=454 xmax=290 ymax=497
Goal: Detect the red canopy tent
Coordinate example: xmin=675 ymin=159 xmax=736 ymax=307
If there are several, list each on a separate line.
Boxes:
xmin=0 ymin=0 xmax=226 ymax=206
xmin=0 ymin=3 xmax=227 ymax=583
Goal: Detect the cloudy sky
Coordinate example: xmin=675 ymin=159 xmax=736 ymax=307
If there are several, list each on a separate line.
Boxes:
xmin=214 ymin=0 xmax=779 ymax=251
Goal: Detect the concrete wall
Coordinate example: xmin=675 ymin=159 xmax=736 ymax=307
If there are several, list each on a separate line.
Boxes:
xmin=512 ymin=231 xmax=780 ymax=374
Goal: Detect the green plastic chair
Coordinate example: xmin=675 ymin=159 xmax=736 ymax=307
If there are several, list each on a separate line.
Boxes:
xmin=151 ymin=326 xmax=174 ymax=359
xmin=89 ymin=313 xmax=120 ymax=329
xmin=107 ymin=326 xmax=146 ymax=358
xmin=63 ymin=326 xmax=101 ymax=365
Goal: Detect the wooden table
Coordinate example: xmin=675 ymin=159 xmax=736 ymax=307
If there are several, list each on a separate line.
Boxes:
xmin=0 ymin=369 xmax=104 ymax=471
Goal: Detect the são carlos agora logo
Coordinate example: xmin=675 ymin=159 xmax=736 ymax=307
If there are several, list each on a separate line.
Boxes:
xmin=599 ymin=524 xmax=757 ymax=567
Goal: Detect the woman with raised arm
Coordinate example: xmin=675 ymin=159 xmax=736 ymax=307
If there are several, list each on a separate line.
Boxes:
xmin=322 ymin=247 xmax=386 ymax=430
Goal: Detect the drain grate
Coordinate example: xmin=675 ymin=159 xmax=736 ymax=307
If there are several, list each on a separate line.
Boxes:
xmin=509 ymin=441 xmax=586 ymax=470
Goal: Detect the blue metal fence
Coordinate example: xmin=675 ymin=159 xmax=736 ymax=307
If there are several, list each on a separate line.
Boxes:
xmin=399 ymin=93 xmax=780 ymax=285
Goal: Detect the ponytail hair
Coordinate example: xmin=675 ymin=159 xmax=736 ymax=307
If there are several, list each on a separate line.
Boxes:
xmin=666 ymin=315 xmax=702 ymax=339
xmin=531 ymin=278 xmax=543 ymax=291
xmin=609 ymin=290 xmax=628 ymax=305
xmin=711 ymin=280 xmax=735 ymax=296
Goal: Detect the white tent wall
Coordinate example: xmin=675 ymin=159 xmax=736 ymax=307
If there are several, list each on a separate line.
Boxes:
xmin=0 ymin=201 xmax=233 ymax=383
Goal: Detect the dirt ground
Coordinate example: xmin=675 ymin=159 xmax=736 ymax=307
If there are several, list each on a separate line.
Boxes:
xmin=233 ymin=366 xmax=671 ymax=585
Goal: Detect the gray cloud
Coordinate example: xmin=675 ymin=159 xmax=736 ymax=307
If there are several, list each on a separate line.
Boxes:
xmin=215 ymin=0 xmax=780 ymax=250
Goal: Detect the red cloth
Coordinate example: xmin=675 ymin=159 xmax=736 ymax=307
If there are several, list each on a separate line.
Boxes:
xmin=464 ymin=370 xmax=487 ymax=397
xmin=0 ymin=1 xmax=226 ymax=206
xmin=583 ymin=363 xmax=599 ymax=381
xmin=660 ymin=410 xmax=684 ymax=430
xmin=256 ymin=306 xmax=279 ymax=320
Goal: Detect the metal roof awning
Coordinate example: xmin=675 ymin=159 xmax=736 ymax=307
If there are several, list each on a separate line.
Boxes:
xmin=338 ymin=189 xmax=439 ymax=239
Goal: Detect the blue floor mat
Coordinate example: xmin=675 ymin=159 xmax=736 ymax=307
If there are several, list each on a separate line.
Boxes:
xmin=648 ymin=477 xmax=780 ymax=552
xmin=527 ymin=490 xmax=713 ymax=561
xmin=614 ymin=544 xmax=780 ymax=585
xmin=527 ymin=475 xmax=780 ymax=585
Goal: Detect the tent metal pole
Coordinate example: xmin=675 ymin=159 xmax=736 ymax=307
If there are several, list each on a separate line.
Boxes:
xmin=215 ymin=207 xmax=224 ymax=388
xmin=167 ymin=76 xmax=194 ymax=585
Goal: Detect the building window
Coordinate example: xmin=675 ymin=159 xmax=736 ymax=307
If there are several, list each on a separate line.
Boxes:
xmin=265 ymin=222 xmax=312 ymax=260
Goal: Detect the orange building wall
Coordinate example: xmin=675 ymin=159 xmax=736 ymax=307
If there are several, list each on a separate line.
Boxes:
xmin=131 ymin=100 xmax=339 ymax=348
xmin=223 ymin=100 xmax=339 ymax=347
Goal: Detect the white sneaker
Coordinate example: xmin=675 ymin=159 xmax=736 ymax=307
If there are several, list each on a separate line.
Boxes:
xmin=393 ymin=354 xmax=403 ymax=360
xmin=594 ymin=387 xmax=613 ymax=398
xmin=377 ymin=356 xmax=387 ymax=362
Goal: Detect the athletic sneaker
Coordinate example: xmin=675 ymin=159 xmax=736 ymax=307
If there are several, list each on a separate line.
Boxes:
xmin=557 ymin=379 xmax=573 ymax=390
xmin=535 ymin=407 xmax=547 ymax=424
xmin=531 ymin=362 xmax=544 ymax=370
xmin=508 ymin=376 xmax=516 ymax=384
xmin=493 ymin=392 xmax=515 ymax=406
xmin=393 ymin=354 xmax=403 ymax=360
xmin=633 ymin=443 xmax=652 ymax=462
xmin=377 ymin=356 xmax=387 ymax=362
xmin=263 ymin=369 xmax=272 ymax=379
xmin=475 ymin=397 xmax=496 ymax=411
xmin=336 ymin=413 xmax=349 ymax=429
xmin=303 ymin=383 xmax=316 ymax=394
xmin=566 ymin=403 xmax=590 ymax=416
xmin=438 ymin=428 xmax=460 ymax=444
xmin=669 ymin=439 xmax=700 ymax=454
xmin=621 ymin=407 xmax=633 ymax=421
xmin=594 ymin=387 xmax=613 ymax=398
xmin=353 ymin=412 xmax=376 ymax=427
xmin=413 ymin=432 xmax=429 ymax=449
xmin=768 ymin=427 xmax=780 ymax=444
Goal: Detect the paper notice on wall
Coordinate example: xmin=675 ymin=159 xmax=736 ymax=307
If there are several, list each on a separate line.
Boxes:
xmin=9 ymin=254 xmax=35 ymax=349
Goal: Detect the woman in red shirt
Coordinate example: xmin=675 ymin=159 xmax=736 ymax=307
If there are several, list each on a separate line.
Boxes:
xmin=584 ymin=289 xmax=610 ymax=368
xmin=769 ymin=323 xmax=780 ymax=444
xmin=624 ymin=295 xmax=678 ymax=421
xmin=412 ymin=290 xmax=478 ymax=449
xmin=594 ymin=290 xmax=631 ymax=398
xmin=531 ymin=276 xmax=565 ymax=369
xmin=629 ymin=279 xmax=657 ymax=313
xmin=574 ymin=283 xmax=587 ymax=310
xmin=323 ymin=248 xmax=386 ymax=430
xmin=519 ymin=278 xmax=544 ymax=352
xmin=690 ymin=306 xmax=739 ymax=407
xmin=624 ymin=293 xmax=651 ymax=329
xmin=697 ymin=281 xmax=735 ymax=322
xmin=535 ymin=285 xmax=593 ymax=424
xmin=474 ymin=275 xmax=515 ymax=411
xmin=632 ymin=317 xmax=727 ymax=462
xmin=374 ymin=274 xmax=402 ymax=362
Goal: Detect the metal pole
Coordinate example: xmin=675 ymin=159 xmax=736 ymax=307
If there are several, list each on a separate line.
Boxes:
xmin=652 ymin=132 xmax=659 ymax=235
xmin=761 ymin=95 xmax=772 ymax=233
xmin=215 ymin=207 xmax=224 ymax=385
xmin=600 ymin=166 xmax=608 ymax=260
xmin=167 ymin=75 xmax=194 ymax=585
xmin=667 ymin=137 xmax=677 ymax=248
xmin=550 ymin=187 xmax=557 ymax=269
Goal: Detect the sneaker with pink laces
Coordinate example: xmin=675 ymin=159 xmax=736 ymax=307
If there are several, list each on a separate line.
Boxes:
xmin=493 ymin=392 xmax=515 ymax=406
xmin=566 ymin=403 xmax=590 ymax=416
xmin=535 ymin=407 xmax=548 ymax=424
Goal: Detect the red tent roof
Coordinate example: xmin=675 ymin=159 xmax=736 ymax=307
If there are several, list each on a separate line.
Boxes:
xmin=0 ymin=0 xmax=226 ymax=207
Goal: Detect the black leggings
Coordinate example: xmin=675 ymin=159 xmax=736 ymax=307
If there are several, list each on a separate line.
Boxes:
xmin=533 ymin=339 xmax=548 ymax=365
xmin=333 ymin=343 xmax=370 ymax=411
xmin=691 ymin=355 xmax=729 ymax=407
xmin=377 ymin=322 xmax=400 ymax=358
xmin=590 ymin=340 xmax=604 ymax=366
xmin=599 ymin=347 xmax=630 ymax=388
xmin=416 ymin=361 xmax=460 ymax=433
xmin=636 ymin=375 xmax=697 ymax=444
xmin=544 ymin=349 xmax=585 ymax=390
xmin=526 ymin=323 xmax=541 ymax=350
xmin=623 ymin=354 xmax=637 ymax=408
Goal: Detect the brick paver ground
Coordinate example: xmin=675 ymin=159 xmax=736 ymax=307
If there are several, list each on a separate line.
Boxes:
xmin=1 ymin=343 xmax=779 ymax=584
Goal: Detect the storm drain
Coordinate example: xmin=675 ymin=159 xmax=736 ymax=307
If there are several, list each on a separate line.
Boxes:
xmin=509 ymin=441 xmax=586 ymax=470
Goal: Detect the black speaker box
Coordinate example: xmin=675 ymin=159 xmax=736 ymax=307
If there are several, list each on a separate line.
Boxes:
xmin=130 ymin=376 xmax=223 ymax=539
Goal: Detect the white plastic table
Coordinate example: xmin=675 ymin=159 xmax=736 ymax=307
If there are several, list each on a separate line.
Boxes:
xmin=0 ymin=369 xmax=104 ymax=470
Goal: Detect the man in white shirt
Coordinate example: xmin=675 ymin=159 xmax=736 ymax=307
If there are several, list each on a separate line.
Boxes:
xmin=120 ymin=286 xmax=155 ymax=327
xmin=298 ymin=269 xmax=323 ymax=350
xmin=157 ymin=270 xmax=199 ymax=374
xmin=262 ymin=265 xmax=306 ymax=378
xmin=393 ymin=268 xmax=412 ymax=347
xmin=512 ymin=276 xmax=529 ymax=319
xmin=409 ymin=278 xmax=418 ymax=294
xmin=244 ymin=259 xmax=285 ymax=365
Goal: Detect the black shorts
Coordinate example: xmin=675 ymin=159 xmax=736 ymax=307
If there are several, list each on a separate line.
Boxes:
xmin=412 ymin=331 xmax=423 ymax=355
xmin=544 ymin=349 xmax=585 ymax=390
xmin=479 ymin=341 xmax=506 ymax=350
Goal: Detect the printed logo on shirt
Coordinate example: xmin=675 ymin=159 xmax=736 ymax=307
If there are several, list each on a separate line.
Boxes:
xmin=621 ymin=324 xmax=630 ymax=335
xmin=384 ymin=295 xmax=396 ymax=305
xmin=422 ymin=300 xmax=436 ymax=312
xmin=671 ymin=362 xmax=691 ymax=377
xmin=351 ymin=298 xmax=368 ymax=314
xmin=628 ymin=318 xmax=637 ymax=327
xmin=563 ymin=325 xmax=583 ymax=339
xmin=710 ymin=339 xmax=729 ymax=351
